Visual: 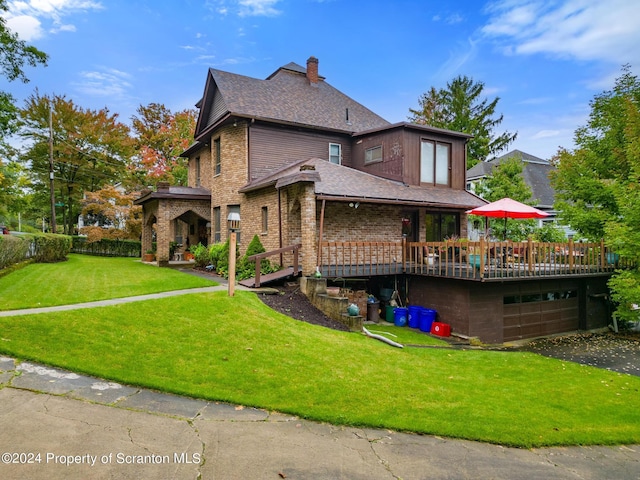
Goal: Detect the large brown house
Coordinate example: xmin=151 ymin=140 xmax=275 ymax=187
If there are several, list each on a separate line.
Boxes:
xmin=135 ymin=57 xmax=614 ymax=344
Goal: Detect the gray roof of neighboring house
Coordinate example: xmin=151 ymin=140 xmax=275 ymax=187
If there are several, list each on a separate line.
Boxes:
xmin=466 ymin=149 xmax=556 ymax=208
xmin=197 ymin=60 xmax=390 ymax=137
xmin=240 ymin=158 xmax=486 ymax=210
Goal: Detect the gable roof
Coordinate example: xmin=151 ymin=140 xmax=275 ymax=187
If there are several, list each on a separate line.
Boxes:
xmin=194 ymin=60 xmax=390 ymax=140
xmin=466 ymin=149 xmax=555 ymax=207
xmin=240 ymin=158 xmax=485 ymax=210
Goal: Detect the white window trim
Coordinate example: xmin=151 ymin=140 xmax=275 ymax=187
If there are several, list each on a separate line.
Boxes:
xmin=329 ymin=143 xmax=342 ymax=165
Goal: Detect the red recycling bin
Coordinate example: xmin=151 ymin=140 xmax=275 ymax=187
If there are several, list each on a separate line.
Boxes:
xmin=430 ymin=322 xmax=451 ymax=337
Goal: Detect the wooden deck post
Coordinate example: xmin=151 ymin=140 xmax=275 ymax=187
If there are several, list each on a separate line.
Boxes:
xmin=568 ymin=238 xmax=575 ymax=272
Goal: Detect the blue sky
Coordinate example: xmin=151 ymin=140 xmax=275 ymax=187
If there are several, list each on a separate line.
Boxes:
xmin=2 ymin=0 xmax=639 ymax=160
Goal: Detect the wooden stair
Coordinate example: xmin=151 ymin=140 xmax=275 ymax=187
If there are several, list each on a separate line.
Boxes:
xmin=238 ymin=267 xmax=297 ymax=288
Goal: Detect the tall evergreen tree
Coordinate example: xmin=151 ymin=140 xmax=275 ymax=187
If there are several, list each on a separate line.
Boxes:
xmin=409 ymin=75 xmax=516 ymax=168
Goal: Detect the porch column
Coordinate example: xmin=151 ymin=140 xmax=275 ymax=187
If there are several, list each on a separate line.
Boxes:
xmin=156 ymin=200 xmax=171 ymax=266
xmin=141 ymin=214 xmax=153 ymax=259
xmin=299 ymin=183 xmax=317 ymax=275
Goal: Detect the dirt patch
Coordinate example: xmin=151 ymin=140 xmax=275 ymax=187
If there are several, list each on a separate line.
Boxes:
xmin=256 ymin=282 xmax=351 ymax=332
xmin=517 ymin=331 xmax=640 ymax=377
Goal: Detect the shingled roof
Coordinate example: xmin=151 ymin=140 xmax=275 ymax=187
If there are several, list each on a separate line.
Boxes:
xmin=467 ymin=149 xmax=556 ymax=208
xmin=195 ymin=57 xmax=390 ymax=139
xmin=240 ymin=158 xmax=485 ymax=210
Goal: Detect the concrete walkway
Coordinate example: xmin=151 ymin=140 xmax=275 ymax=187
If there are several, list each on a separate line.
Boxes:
xmin=0 ymin=282 xmax=639 ymax=479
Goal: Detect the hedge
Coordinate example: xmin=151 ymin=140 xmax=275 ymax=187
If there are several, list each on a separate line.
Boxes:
xmin=71 ymin=236 xmax=141 ymax=257
xmin=0 ymin=233 xmax=71 ymax=270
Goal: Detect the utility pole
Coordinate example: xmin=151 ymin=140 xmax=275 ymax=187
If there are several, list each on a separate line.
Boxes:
xmin=49 ymin=102 xmax=57 ymax=233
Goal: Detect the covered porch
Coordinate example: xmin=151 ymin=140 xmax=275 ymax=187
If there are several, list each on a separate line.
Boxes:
xmin=134 ymin=182 xmax=211 ymax=266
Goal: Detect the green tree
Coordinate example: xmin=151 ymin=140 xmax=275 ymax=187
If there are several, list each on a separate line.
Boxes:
xmin=409 ymin=75 xmax=516 ymax=168
xmin=80 ymin=185 xmax=142 ymax=241
xmin=551 ymin=65 xmax=640 ymax=241
xmin=550 ymin=65 xmax=640 ymax=323
xmin=474 ymin=155 xmax=534 ymax=240
xmin=18 ymin=92 xmax=134 ymax=234
xmin=129 ymin=103 xmax=197 ymax=189
xmin=0 ymin=0 xmax=48 ymax=226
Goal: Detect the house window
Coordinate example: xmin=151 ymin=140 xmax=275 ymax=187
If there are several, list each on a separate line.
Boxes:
xmin=424 ymin=213 xmax=458 ymax=241
xmin=213 ymin=207 xmax=221 ymax=243
xmin=364 ymin=145 xmax=382 ymax=165
xmin=228 ymin=204 xmax=241 ymax=244
xmin=262 ymin=206 xmax=268 ymax=234
xmin=213 ymin=138 xmax=221 ymax=176
xmin=420 ymin=140 xmax=450 ymax=186
xmin=195 ymin=156 xmax=201 ymax=187
xmin=329 ymin=143 xmax=341 ymax=165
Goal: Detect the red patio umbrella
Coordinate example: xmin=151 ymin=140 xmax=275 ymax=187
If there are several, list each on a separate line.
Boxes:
xmin=466 ymin=197 xmax=550 ymax=240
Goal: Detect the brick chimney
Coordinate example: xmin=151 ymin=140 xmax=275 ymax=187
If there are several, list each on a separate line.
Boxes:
xmin=157 ymin=181 xmax=170 ymax=192
xmin=306 ymin=56 xmax=319 ymax=84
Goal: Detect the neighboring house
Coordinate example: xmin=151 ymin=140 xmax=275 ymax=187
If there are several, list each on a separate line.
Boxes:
xmin=466 ymin=150 xmax=557 ymax=238
xmin=135 ymin=57 xmax=612 ymax=344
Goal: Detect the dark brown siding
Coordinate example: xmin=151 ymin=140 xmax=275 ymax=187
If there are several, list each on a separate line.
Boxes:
xmin=407 ymin=276 xmax=610 ymax=344
xmin=349 ymin=130 xmax=404 ymax=180
xmin=351 ymin=125 xmax=468 ymax=190
xmin=407 ymin=277 xmax=473 ymax=337
xmin=249 ymin=124 xmax=351 ymax=181
xmin=401 ymin=129 xmax=468 ymax=190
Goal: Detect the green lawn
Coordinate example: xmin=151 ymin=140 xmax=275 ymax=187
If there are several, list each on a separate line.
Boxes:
xmin=0 ymin=254 xmax=217 ymax=310
xmin=0 ymin=256 xmax=639 ymax=448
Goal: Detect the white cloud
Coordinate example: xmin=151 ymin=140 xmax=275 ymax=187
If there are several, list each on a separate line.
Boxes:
xmin=3 ymin=0 xmax=103 ymax=40
xmin=531 ymin=129 xmax=560 ymax=139
xmin=238 ymin=0 xmax=281 ymax=17
xmin=205 ymin=0 xmax=281 ymax=17
xmin=4 ymin=14 xmax=43 ymax=40
xmin=72 ymin=67 xmax=132 ymax=98
xmin=482 ymin=0 xmax=640 ymax=65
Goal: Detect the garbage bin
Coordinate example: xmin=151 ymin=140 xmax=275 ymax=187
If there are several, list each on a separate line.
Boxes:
xmin=420 ymin=309 xmax=436 ymax=333
xmin=367 ymin=301 xmax=380 ymax=322
xmin=385 ymin=305 xmax=395 ymax=322
xmin=394 ymin=307 xmax=408 ymax=327
xmin=408 ymin=305 xmax=421 ymax=328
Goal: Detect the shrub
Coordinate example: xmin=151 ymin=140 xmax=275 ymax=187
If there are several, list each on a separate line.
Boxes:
xmin=71 ymin=236 xmax=141 ymax=257
xmin=208 ymin=242 xmax=226 ymax=270
xmin=191 ymin=243 xmax=210 ymax=267
xmin=0 ymin=235 xmax=32 ymax=269
xmin=32 ymin=233 xmax=72 ymax=262
xmin=0 ymin=233 xmax=71 ymax=270
xmin=212 ymin=239 xmax=237 ymax=277
xmin=236 ymin=235 xmax=278 ymax=281
xmin=532 ymin=223 xmax=567 ymax=243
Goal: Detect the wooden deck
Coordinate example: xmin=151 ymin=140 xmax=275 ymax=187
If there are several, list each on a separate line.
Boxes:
xmin=318 ymin=239 xmax=621 ymax=281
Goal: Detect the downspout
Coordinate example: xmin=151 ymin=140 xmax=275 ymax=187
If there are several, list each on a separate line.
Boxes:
xmin=278 ymin=186 xmax=283 ymax=265
xmin=317 ymin=198 xmax=326 ymax=270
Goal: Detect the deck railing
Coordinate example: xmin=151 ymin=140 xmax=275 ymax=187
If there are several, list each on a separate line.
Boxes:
xmin=319 ymin=239 xmax=622 ymax=280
